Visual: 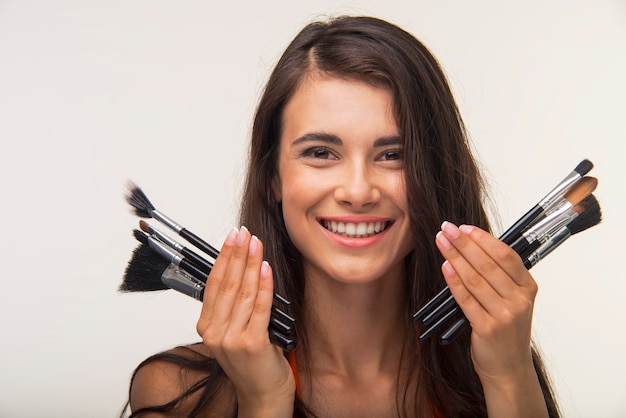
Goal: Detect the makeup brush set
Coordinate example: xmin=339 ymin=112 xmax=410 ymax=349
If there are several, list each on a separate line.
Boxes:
xmin=414 ymin=159 xmax=602 ymax=344
xmin=119 ymin=183 xmax=297 ymax=352
xmin=119 ymin=159 xmax=601 ymax=350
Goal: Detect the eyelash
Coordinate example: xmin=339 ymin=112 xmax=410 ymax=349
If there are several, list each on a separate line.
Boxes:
xmin=300 ymin=146 xmax=336 ymax=160
xmin=299 ymin=147 xmax=404 ymax=162
xmin=379 ymin=149 xmax=403 ymax=161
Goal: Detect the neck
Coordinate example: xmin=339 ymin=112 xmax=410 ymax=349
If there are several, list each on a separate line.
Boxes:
xmin=301 ymin=264 xmax=411 ymax=379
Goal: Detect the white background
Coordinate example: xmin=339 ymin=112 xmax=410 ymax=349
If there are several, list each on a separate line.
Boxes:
xmin=1 ymin=1 xmax=625 ymax=416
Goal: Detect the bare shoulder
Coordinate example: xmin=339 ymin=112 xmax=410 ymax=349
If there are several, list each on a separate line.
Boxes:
xmin=129 ymin=343 xmax=235 ymax=417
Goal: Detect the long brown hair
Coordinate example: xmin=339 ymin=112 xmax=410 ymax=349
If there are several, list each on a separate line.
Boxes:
xmin=124 ymin=16 xmax=560 ymax=417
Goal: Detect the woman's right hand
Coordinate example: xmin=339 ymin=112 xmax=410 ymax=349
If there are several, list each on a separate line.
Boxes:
xmin=196 ymin=226 xmax=295 ymax=417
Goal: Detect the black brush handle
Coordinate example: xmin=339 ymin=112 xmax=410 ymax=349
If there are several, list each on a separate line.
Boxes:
xmin=422 ymin=294 xmax=456 ymax=327
xmin=440 ymin=317 xmax=467 ymax=344
xmin=418 ymin=306 xmax=461 ymax=341
xmin=499 ymin=204 xmax=542 ymax=245
xmin=180 ymin=259 xmax=210 ymax=283
xmin=413 ymin=286 xmax=452 ymax=320
xmin=269 ymin=331 xmax=297 ymax=352
xmin=181 ymin=247 xmax=213 ymax=276
xmin=180 ymin=228 xmax=220 ymax=259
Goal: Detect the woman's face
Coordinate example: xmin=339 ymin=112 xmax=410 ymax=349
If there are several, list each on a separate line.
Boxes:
xmin=274 ymin=73 xmax=414 ymax=285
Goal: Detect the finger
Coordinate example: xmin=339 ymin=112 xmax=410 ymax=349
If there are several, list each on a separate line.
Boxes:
xmin=209 ymin=226 xmax=253 ymax=325
xmin=198 ymin=227 xmax=238 ymax=328
xmin=436 ymin=224 xmax=508 ymax=309
xmin=437 ymin=256 xmax=490 ymax=327
xmin=227 ymin=235 xmax=265 ymax=332
xmin=458 ymin=224 xmax=535 ymax=289
xmin=439 ymin=222 xmax=517 ymax=299
xmin=247 ymin=260 xmax=275 ymax=338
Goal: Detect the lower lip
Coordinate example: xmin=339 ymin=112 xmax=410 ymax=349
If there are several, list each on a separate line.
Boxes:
xmin=320 ymin=223 xmax=390 ymax=248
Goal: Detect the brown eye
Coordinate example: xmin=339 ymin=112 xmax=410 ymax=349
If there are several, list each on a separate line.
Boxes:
xmin=303 ymin=146 xmax=335 ymax=160
xmin=381 ymin=149 xmax=403 ymax=161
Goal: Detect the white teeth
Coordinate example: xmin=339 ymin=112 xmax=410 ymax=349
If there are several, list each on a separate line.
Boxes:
xmin=322 ymin=220 xmax=389 ymax=237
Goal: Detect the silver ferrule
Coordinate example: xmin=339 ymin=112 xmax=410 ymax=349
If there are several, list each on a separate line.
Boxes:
xmin=527 ymin=228 xmax=571 ymax=266
xmin=150 ymin=227 xmax=183 ymax=252
xmin=161 ymin=263 xmax=204 ymax=301
xmin=522 ymin=204 xmax=579 ymax=244
xmin=151 ymin=209 xmax=183 ymax=233
xmin=538 ymin=171 xmax=581 ymax=209
xmin=147 ymin=236 xmax=183 ymax=265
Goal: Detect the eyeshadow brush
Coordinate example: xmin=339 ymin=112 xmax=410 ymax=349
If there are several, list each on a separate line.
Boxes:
xmin=125 ymin=182 xmax=220 ymax=259
xmin=139 ymin=220 xmax=213 ymax=275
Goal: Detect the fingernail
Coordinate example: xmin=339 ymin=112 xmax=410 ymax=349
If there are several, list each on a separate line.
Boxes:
xmin=441 ymin=221 xmax=460 ymax=239
xmin=224 ymin=227 xmax=238 ymax=246
xmin=249 ymin=235 xmax=259 ymax=255
xmin=436 ymin=231 xmax=453 ymax=249
xmin=459 ymin=224 xmax=474 ymax=235
xmin=261 ymin=261 xmax=270 ymax=277
xmin=236 ymin=225 xmax=248 ymax=245
xmin=442 ymin=260 xmax=455 ymax=275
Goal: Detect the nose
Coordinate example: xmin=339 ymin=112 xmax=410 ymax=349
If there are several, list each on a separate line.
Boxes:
xmin=333 ymin=162 xmax=381 ymax=209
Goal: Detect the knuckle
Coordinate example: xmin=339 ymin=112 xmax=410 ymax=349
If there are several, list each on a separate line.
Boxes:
xmin=481 ymin=259 xmax=500 ymax=276
xmin=219 ymin=277 xmax=238 ymax=294
xmin=464 ymin=272 xmax=484 ymax=290
xmin=237 ymin=286 xmax=255 ymax=302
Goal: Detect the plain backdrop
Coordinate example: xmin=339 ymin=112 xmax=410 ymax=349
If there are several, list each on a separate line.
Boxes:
xmin=1 ymin=1 xmax=625 ymax=416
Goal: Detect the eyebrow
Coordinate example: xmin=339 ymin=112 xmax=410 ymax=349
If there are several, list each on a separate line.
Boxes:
xmin=291 ymin=132 xmax=402 ymax=147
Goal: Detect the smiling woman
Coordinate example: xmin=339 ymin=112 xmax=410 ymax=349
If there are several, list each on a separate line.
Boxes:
xmin=275 ymin=75 xmax=413 ymax=284
xmin=122 ymin=16 xmax=560 ymax=417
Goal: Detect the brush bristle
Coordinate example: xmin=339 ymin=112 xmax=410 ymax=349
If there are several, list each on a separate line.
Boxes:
xmin=133 ymin=228 xmax=148 ymax=245
xmin=139 ymin=219 xmax=152 ymax=234
xmin=119 ymin=242 xmax=171 ymax=292
xmin=125 ymin=181 xmax=155 ymax=218
xmin=574 ymin=159 xmax=594 ymax=176
xmin=567 ymin=194 xmax=602 ymax=235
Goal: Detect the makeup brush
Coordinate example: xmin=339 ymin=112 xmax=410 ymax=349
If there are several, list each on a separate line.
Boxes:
xmin=437 ymin=197 xmax=602 ymax=344
xmin=120 ymin=239 xmax=297 ymax=351
xmin=125 ymin=182 xmax=220 ymax=259
xmin=128 ymin=230 xmax=296 ymax=332
xmin=139 ymin=220 xmax=213 ymax=275
xmin=133 ymin=229 xmax=209 ymax=284
xmin=415 ymin=176 xmax=597 ymax=324
xmin=524 ymin=194 xmax=601 ymax=269
xmin=510 ymin=198 xmax=590 ymax=261
xmin=499 ymin=159 xmax=593 ymax=245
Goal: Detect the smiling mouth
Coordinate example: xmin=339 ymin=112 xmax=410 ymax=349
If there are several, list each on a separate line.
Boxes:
xmin=320 ymin=220 xmax=391 ymax=238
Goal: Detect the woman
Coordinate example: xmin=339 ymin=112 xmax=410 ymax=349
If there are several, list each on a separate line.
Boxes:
xmin=124 ymin=16 xmax=560 ymax=417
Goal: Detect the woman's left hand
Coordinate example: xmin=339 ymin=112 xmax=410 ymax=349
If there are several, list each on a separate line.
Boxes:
xmin=435 ymin=221 xmax=537 ymax=383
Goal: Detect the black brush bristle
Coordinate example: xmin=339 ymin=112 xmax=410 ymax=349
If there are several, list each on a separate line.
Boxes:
xmin=133 ymin=228 xmax=149 ymax=245
xmin=574 ymin=159 xmax=594 ymax=176
xmin=568 ymin=194 xmax=602 ymax=235
xmin=119 ymin=242 xmax=170 ymax=292
xmin=125 ymin=181 xmax=155 ymax=218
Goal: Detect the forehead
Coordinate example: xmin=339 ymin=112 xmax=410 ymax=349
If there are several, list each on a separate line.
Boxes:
xmin=280 ymin=73 xmax=399 ymax=141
